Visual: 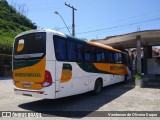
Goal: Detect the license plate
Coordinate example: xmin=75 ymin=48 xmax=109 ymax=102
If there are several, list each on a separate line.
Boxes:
xmin=24 ymin=83 xmax=31 ymax=88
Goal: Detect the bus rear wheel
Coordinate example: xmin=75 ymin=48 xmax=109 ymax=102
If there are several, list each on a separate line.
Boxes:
xmin=93 ymin=79 xmax=102 ymax=95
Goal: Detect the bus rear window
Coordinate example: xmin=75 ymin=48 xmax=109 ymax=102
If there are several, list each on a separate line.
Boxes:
xmin=13 ymin=32 xmax=46 ymax=59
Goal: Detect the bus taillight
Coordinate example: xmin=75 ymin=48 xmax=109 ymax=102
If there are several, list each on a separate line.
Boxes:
xmin=42 ymin=70 xmax=52 ymax=87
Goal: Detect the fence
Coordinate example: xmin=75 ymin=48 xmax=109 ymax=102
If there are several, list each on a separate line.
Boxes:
xmin=0 ymin=54 xmax=12 ymax=77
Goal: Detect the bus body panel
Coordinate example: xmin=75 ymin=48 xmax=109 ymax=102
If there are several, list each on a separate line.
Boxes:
xmin=12 ymin=29 xmax=128 ymax=99
xmin=46 ymin=32 xmax=56 ymax=61
xmin=13 ymin=31 xmax=56 ymax=99
xmin=56 ymin=62 xmax=89 ymax=98
xmin=46 ymin=32 xmax=57 ymax=98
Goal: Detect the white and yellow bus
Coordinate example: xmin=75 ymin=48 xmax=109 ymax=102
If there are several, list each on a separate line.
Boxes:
xmin=12 ymin=29 xmax=128 ymax=99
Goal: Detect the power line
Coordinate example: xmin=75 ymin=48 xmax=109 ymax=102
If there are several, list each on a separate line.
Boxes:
xmin=79 ymin=20 xmax=160 ymax=40
xmin=76 ymin=17 xmax=160 ymax=35
xmin=76 ymin=9 xmax=160 ymax=30
xmin=54 ymin=26 xmax=72 ymax=30
xmin=56 ymin=13 xmax=160 ymax=33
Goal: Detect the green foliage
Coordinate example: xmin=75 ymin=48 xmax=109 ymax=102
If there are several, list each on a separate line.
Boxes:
xmin=0 ymin=0 xmax=37 ymax=54
xmin=0 ymin=41 xmax=12 ymax=54
xmin=134 ymin=73 xmax=142 ymax=80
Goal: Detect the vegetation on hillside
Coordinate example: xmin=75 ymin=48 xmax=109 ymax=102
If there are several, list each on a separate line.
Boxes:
xmin=0 ymin=0 xmax=37 ymax=54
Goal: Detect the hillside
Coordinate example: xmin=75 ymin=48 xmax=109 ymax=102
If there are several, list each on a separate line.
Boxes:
xmin=0 ymin=0 xmax=37 ymax=54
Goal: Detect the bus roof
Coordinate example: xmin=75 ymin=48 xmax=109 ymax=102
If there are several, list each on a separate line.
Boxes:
xmin=15 ymin=29 xmax=64 ymax=38
xmin=86 ymin=41 xmax=126 ymax=54
xmin=66 ymin=35 xmax=126 ymax=54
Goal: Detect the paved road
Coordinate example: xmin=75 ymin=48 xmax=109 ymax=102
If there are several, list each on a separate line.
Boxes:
xmin=0 ymin=79 xmax=160 ymax=120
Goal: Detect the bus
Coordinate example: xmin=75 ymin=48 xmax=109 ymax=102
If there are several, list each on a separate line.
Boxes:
xmin=12 ymin=29 xmax=128 ymax=99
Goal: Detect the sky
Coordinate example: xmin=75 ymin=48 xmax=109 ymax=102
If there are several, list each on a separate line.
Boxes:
xmin=7 ymin=0 xmax=160 ymax=40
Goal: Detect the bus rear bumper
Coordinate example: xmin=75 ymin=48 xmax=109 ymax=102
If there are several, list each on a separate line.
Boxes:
xmin=14 ymin=87 xmax=55 ymax=99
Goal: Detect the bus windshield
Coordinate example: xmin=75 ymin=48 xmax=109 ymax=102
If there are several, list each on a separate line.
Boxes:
xmin=13 ymin=32 xmax=46 ymax=59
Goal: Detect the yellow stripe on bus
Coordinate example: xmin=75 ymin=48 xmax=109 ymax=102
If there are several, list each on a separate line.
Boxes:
xmin=93 ymin=63 xmax=127 ymax=75
xmin=13 ymin=56 xmax=46 ymax=83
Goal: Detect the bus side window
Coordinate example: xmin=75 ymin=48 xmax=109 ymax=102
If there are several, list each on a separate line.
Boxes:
xmin=122 ymin=54 xmax=127 ymax=64
xmin=84 ymin=45 xmax=91 ymax=62
xmin=118 ymin=53 xmax=122 ymax=63
xmin=96 ymin=48 xmax=102 ymax=63
xmin=90 ymin=46 xmax=96 ymax=62
xmin=102 ymin=49 xmax=105 ymax=63
xmin=77 ymin=43 xmax=84 ymax=61
xmin=115 ymin=53 xmax=122 ymax=63
xmin=111 ymin=52 xmax=115 ymax=63
xmin=53 ymin=36 xmax=66 ymax=61
xmin=115 ymin=53 xmax=119 ymax=63
xmin=105 ymin=50 xmax=110 ymax=63
xmin=67 ymin=40 xmax=76 ymax=61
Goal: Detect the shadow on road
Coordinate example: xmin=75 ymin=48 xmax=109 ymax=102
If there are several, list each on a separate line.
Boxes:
xmin=0 ymin=77 xmax=11 ymax=80
xmin=18 ymin=82 xmax=134 ymax=118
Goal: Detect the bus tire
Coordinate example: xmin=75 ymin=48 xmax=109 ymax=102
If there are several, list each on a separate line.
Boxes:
xmin=93 ymin=79 xmax=103 ymax=95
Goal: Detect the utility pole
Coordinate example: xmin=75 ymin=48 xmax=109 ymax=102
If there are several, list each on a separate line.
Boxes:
xmin=65 ymin=2 xmax=77 ymax=36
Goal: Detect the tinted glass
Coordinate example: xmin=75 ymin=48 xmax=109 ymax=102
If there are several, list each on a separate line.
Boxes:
xmin=14 ymin=32 xmax=46 ymax=55
xmin=105 ymin=50 xmax=110 ymax=62
xmin=54 ymin=36 xmax=66 ymax=61
xmin=77 ymin=43 xmax=84 ymax=61
xmin=96 ymin=49 xmax=102 ymax=62
xmin=90 ymin=46 xmax=96 ymax=62
xmin=67 ymin=40 xmax=76 ymax=61
xmin=102 ymin=50 xmax=105 ymax=62
xmin=84 ymin=45 xmax=90 ymax=62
